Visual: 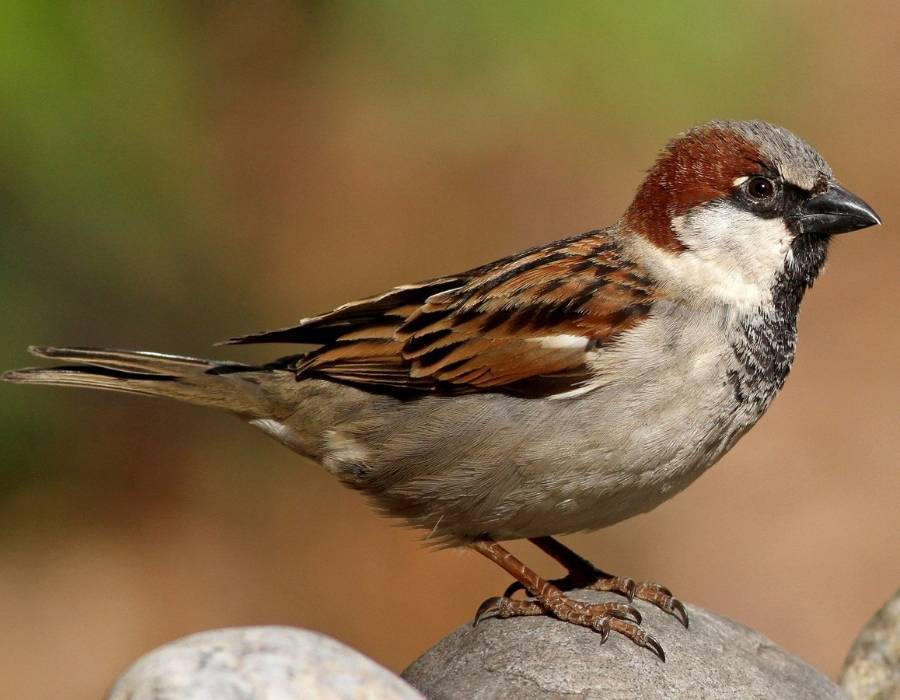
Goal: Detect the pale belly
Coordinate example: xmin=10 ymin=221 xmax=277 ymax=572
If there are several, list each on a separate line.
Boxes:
xmin=318 ymin=339 xmax=763 ymax=543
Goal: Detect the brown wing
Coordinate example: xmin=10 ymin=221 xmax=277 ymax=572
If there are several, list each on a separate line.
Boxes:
xmin=225 ymin=229 xmax=661 ymax=397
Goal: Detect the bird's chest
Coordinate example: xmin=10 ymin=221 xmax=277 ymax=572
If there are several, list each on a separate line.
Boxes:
xmin=528 ymin=307 xmax=798 ymax=530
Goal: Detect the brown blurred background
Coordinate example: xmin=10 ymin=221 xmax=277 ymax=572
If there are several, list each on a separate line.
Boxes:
xmin=0 ymin=3 xmax=898 ymax=698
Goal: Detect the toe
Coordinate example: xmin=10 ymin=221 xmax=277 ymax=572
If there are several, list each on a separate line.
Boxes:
xmin=609 ymin=617 xmax=667 ymax=662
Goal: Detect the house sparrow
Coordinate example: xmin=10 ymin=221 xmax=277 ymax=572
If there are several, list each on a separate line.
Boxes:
xmin=3 ymin=120 xmax=881 ymax=660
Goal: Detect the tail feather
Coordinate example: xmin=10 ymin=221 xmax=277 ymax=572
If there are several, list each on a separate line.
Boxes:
xmin=3 ymin=346 xmax=271 ymax=416
xmin=26 ymin=346 xmax=248 ymax=374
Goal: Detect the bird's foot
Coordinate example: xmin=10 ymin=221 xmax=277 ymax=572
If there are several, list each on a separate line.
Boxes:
xmin=597 ymin=576 xmax=689 ymax=629
xmin=474 ymin=592 xmax=665 ymax=660
xmin=470 ymin=537 xmax=679 ymax=661
xmin=567 ymin=571 xmax=688 ymax=628
xmin=505 ymin=570 xmax=688 ymax=629
xmin=509 ymin=537 xmax=689 ymax=628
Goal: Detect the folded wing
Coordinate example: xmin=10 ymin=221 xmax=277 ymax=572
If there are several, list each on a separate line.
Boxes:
xmin=225 ymin=229 xmax=660 ymax=397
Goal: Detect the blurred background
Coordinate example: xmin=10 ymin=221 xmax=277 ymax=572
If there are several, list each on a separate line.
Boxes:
xmin=0 ymin=2 xmax=897 ymax=698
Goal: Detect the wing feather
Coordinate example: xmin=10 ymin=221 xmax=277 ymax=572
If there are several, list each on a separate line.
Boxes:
xmin=231 ymin=229 xmax=661 ymax=397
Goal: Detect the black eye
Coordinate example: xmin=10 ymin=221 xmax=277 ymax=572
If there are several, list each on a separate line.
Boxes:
xmin=746 ymin=176 xmax=775 ymax=200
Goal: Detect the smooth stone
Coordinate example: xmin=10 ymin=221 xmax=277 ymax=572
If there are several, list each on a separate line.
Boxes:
xmin=107 ymin=626 xmax=424 ymax=700
xmin=403 ymin=589 xmax=846 ymax=699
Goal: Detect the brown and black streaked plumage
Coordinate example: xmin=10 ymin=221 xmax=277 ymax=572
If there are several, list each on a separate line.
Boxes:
xmin=226 ymin=230 xmax=660 ymax=396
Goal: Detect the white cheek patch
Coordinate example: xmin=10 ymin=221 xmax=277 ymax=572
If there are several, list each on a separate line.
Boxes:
xmin=631 ymin=203 xmax=794 ymax=310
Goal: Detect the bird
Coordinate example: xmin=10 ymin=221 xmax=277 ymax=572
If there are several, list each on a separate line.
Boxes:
xmin=3 ymin=120 xmax=881 ymax=661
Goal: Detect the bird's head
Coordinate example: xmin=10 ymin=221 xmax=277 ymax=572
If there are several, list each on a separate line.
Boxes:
xmin=623 ymin=120 xmax=880 ymax=308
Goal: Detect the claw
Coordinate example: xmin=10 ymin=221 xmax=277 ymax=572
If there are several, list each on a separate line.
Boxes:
xmin=643 ymin=634 xmax=666 ymax=662
xmin=627 ymin=605 xmax=642 ymax=625
xmin=473 ymin=596 xmax=503 ymax=626
xmin=671 ymin=599 xmax=690 ymax=628
xmin=590 ymin=615 xmax=611 ymax=643
xmin=621 ymin=577 xmax=636 ymax=601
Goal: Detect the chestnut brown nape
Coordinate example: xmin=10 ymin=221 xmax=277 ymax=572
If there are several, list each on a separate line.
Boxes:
xmin=624 ymin=125 xmax=766 ymax=252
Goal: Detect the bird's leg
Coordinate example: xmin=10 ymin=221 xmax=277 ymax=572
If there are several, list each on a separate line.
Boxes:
xmin=504 ymin=536 xmax=689 ymax=628
xmin=470 ymin=538 xmax=665 ymax=660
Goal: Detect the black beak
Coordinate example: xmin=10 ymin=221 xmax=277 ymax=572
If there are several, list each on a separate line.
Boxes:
xmin=798 ymin=184 xmax=881 ymax=236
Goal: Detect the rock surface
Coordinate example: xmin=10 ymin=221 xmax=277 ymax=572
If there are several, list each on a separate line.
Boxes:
xmin=840 ymin=587 xmax=900 ymax=700
xmin=107 ymin=626 xmax=423 ymax=700
xmin=402 ymin=589 xmax=846 ymax=699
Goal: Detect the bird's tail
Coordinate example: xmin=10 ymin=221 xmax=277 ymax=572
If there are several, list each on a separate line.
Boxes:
xmin=2 ymin=346 xmax=277 ymax=417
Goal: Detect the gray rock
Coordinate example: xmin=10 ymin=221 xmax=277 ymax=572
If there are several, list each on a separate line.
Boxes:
xmin=403 ymin=589 xmax=845 ymax=699
xmin=107 ymin=626 xmax=424 ymax=700
xmin=840 ymin=587 xmax=900 ymax=700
